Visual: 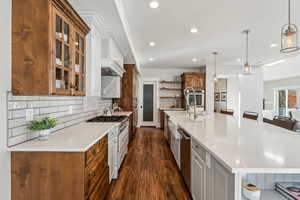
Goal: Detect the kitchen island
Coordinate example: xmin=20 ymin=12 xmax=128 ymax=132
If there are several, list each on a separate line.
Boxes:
xmin=165 ymin=111 xmax=300 ymax=200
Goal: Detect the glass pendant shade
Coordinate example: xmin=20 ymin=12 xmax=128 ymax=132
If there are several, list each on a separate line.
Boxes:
xmin=281 ymin=0 xmax=299 ymax=53
xmin=243 ymin=63 xmax=252 ymax=74
xmin=281 ymin=24 xmax=299 ymax=53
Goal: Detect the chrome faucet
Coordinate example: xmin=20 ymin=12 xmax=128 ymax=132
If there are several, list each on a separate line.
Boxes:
xmin=184 ymin=87 xmax=197 ymax=120
xmin=103 ymin=106 xmax=113 ymax=116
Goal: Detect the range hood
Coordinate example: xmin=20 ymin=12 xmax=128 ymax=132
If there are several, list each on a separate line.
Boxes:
xmin=101 ymin=59 xmax=124 ymax=98
xmin=101 ymin=58 xmax=125 ymax=77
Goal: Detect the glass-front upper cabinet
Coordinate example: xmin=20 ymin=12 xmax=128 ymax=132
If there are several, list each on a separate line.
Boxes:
xmin=11 ymin=0 xmax=90 ymax=96
xmin=73 ymin=31 xmax=85 ymax=95
xmin=53 ymin=9 xmax=72 ymax=95
xmin=52 ymin=6 xmax=87 ymax=96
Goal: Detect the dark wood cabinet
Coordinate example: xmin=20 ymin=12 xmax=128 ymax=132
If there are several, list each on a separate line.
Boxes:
xmin=12 ymin=0 xmax=90 ymax=96
xmin=11 ymin=136 xmax=109 ymax=200
xmin=182 ymin=72 xmax=206 ymax=90
xmin=113 ymin=64 xmax=139 ymax=144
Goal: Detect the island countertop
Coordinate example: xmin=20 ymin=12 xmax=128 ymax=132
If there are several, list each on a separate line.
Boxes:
xmin=165 ymin=111 xmax=300 ymax=174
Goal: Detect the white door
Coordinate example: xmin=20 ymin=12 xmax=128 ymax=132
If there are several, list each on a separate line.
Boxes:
xmin=139 ymin=79 xmax=159 ymax=127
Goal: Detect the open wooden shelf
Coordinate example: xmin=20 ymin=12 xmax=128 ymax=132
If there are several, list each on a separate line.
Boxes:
xmin=160 ymin=87 xmax=182 ymax=91
xmin=160 ymin=96 xmax=182 ymax=98
xmin=160 ymin=80 xmax=182 ymax=84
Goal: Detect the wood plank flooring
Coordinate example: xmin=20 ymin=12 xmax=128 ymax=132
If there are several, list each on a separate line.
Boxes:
xmin=106 ymin=127 xmax=191 ymax=200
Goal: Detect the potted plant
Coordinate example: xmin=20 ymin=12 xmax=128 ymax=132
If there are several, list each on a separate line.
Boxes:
xmin=27 ymin=117 xmax=57 ymax=140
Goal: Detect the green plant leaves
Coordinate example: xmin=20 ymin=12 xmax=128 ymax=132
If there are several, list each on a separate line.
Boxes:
xmin=27 ymin=117 xmax=57 ymax=131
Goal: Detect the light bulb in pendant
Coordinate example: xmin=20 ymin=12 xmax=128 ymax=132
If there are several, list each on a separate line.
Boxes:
xmin=213 ymin=74 xmax=218 ymax=82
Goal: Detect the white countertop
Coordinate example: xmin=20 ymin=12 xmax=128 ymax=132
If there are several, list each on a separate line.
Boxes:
xmin=111 ymin=111 xmax=133 ymax=117
xmin=8 ymin=112 xmax=132 ymax=152
xmin=165 ymin=111 xmax=300 ymax=174
xmin=8 ymin=122 xmax=119 ymax=152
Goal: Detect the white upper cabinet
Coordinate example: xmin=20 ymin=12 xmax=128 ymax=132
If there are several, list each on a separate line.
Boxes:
xmin=80 ymin=13 xmax=104 ymax=97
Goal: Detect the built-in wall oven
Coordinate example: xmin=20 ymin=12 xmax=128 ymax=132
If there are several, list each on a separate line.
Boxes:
xmin=186 ymin=90 xmax=205 ymax=107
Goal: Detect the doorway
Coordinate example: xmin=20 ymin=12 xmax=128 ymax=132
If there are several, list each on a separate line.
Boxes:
xmin=139 ymin=79 xmax=159 ymax=127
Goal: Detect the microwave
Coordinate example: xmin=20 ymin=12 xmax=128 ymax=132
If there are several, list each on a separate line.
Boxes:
xmin=186 ymin=90 xmax=205 ymax=107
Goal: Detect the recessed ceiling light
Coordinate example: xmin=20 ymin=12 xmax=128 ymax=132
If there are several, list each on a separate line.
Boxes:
xmin=236 ymin=58 xmax=242 ymax=62
xmin=192 ymin=58 xmax=197 ymax=62
xmin=190 ymin=27 xmax=198 ymax=34
xmin=270 ymin=43 xmax=279 ymax=48
xmin=149 ymin=58 xmax=154 ymax=61
xmin=149 ymin=42 xmax=156 ymax=46
xmin=263 ymin=59 xmax=285 ymax=67
xmin=149 ymin=1 xmax=159 ymax=8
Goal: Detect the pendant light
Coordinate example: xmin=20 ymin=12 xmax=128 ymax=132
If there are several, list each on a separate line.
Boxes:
xmin=243 ymin=30 xmax=252 ymax=75
xmin=281 ymin=0 xmax=299 ymax=53
xmin=212 ymin=52 xmax=218 ymax=82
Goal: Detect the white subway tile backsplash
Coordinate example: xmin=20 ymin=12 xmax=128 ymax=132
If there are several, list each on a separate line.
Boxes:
xmin=7 ymin=93 xmax=112 ymax=147
xmin=8 ymin=118 xmax=26 ymax=128
xmin=8 ymin=101 xmax=27 ymax=110
xmin=40 ymin=107 xmax=59 ymax=114
xmin=11 ymin=126 xmax=28 ymax=137
xmin=12 ymin=96 xmax=39 ymax=101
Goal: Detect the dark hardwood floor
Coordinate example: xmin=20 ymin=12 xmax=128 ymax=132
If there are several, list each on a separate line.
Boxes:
xmin=106 ymin=127 xmax=191 ymax=200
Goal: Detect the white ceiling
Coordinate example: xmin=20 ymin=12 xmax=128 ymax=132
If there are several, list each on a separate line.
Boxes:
xmin=120 ymin=0 xmax=300 ymax=69
xmin=69 ymin=0 xmax=136 ymax=64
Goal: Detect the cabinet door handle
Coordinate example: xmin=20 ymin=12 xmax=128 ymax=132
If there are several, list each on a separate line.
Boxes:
xmin=93 ymin=149 xmax=97 ymax=154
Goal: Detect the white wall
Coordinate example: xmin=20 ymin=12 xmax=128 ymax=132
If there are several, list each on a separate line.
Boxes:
xmin=227 ymin=76 xmax=240 ymax=117
xmin=239 ymin=67 xmax=264 ymax=118
xmin=0 ymin=0 xmax=11 ymax=199
xmin=213 ymin=67 xmax=264 ymax=118
xmin=264 ymin=55 xmax=300 ymax=81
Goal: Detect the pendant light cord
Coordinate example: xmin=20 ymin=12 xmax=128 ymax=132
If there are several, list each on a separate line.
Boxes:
xmin=246 ymin=31 xmax=249 ymax=64
xmin=214 ymin=54 xmax=217 ymax=74
xmin=288 ymin=0 xmax=291 ymax=25
xmin=212 ymin=52 xmax=217 ymax=75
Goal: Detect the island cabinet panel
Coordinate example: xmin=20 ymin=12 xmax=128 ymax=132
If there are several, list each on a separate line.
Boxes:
xmin=191 ymin=139 xmax=235 ymax=200
xmin=11 ymin=136 xmax=109 ymax=200
xmin=191 ymin=151 xmax=207 ymax=200
xmin=12 ymin=0 xmax=90 ymax=96
xmin=210 ymin=157 xmax=235 ymax=200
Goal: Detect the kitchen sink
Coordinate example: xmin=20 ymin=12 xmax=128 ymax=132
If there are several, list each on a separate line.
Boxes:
xmin=87 ymin=115 xmax=128 ymax=123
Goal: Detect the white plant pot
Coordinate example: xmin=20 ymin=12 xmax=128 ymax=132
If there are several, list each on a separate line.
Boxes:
xmin=39 ymin=129 xmax=51 ymax=140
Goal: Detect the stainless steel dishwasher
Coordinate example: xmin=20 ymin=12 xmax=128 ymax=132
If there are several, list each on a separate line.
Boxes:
xmin=178 ymin=128 xmax=191 ymax=190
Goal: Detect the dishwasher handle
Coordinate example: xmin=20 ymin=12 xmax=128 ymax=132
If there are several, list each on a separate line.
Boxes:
xmin=178 ymin=128 xmax=190 ymax=140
